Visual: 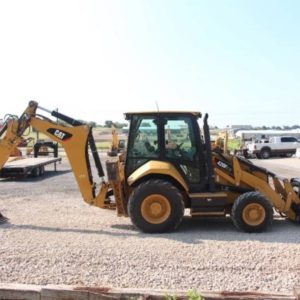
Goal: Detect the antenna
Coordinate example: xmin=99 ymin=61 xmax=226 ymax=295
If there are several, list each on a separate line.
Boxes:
xmin=155 ymin=101 xmax=159 ymax=112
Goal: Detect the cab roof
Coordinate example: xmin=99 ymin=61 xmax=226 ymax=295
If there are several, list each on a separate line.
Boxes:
xmin=124 ymin=111 xmax=202 ymax=120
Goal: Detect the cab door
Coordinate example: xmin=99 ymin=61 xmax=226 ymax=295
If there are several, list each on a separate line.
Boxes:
xmin=161 ymin=115 xmax=206 ymax=192
xmin=125 ymin=115 xmax=160 ymax=177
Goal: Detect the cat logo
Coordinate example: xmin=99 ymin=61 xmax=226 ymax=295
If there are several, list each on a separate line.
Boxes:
xmin=54 ymin=130 xmax=66 ymax=140
xmin=216 ymin=160 xmax=232 ymax=173
xmin=47 ymin=128 xmax=72 ymax=141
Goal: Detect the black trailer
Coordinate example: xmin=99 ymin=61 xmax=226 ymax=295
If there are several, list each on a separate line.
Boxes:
xmin=0 ymin=157 xmax=61 ymax=178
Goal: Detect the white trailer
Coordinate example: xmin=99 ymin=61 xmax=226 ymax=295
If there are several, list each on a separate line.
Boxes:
xmin=0 ymin=157 xmax=61 ymax=178
xmin=235 ymin=130 xmax=300 ymax=141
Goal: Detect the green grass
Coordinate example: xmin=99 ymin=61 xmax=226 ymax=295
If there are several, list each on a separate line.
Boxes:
xmin=96 ymin=141 xmax=111 ymax=149
xmin=228 ymin=138 xmax=241 ymax=151
xmin=186 ymin=289 xmax=204 ymax=300
xmin=164 ymin=289 xmax=204 ymax=300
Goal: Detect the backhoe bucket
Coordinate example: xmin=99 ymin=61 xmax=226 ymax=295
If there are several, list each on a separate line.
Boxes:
xmin=0 ymin=212 xmax=8 ymax=224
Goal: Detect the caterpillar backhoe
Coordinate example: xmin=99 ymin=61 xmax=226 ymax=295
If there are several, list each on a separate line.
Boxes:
xmin=0 ymin=101 xmax=300 ymax=233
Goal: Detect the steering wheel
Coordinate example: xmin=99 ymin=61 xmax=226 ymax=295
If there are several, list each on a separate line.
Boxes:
xmin=145 ymin=141 xmax=155 ymax=153
xmin=174 ymin=142 xmax=186 ymax=157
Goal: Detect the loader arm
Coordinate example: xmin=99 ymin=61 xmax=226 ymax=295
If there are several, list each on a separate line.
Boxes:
xmin=0 ymin=101 xmax=112 ymax=209
xmin=214 ymin=153 xmax=300 ymax=221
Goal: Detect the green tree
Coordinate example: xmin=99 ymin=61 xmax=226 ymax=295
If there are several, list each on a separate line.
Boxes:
xmin=104 ymin=120 xmax=113 ymax=128
xmin=87 ymin=121 xmax=97 ymax=128
xmin=114 ymin=122 xmax=128 ymax=129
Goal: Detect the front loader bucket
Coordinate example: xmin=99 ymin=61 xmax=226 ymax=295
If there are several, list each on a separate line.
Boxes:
xmin=0 ymin=212 xmax=9 ymax=224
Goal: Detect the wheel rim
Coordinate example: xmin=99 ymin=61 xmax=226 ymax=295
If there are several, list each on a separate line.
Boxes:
xmin=242 ymin=203 xmax=266 ymax=226
xmin=262 ymin=151 xmax=269 ymax=158
xmin=141 ymin=194 xmax=171 ymax=224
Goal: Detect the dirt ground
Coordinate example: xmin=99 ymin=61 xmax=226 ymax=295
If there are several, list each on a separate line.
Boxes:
xmin=0 ymin=155 xmax=300 ymax=293
xmin=253 ymin=157 xmax=300 ymax=179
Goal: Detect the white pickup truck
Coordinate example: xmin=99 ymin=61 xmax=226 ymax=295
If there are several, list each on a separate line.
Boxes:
xmin=247 ymin=136 xmax=300 ymax=159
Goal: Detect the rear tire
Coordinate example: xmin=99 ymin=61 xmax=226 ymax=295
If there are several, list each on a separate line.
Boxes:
xmin=128 ymin=179 xmax=185 ymax=233
xmin=232 ymin=191 xmax=273 ymax=233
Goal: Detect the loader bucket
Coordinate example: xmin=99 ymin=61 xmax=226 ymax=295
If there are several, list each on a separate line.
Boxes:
xmin=0 ymin=212 xmax=8 ymax=224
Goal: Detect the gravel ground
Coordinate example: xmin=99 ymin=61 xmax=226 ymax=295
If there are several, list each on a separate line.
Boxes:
xmin=0 ymin=157 xmax=300 ymax=293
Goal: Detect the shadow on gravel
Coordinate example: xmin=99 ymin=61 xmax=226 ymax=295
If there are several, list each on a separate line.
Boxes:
xmin=172 ymin=216 xmax=300 ymax=244
xmin=2 ymin=216 xmax=300 ymax=245
xmin=0 ymin=223 xmax=141 ymax=238
xmin=112 ymin=216 xmax=300 ymax=244
xmin=0 ymin=170 xmax=71 ymax=182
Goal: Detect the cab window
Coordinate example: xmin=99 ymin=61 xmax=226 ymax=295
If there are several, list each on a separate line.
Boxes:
xmin=126 ymin=115 xmax=159 ymax=176
xmin=163 ymin=117 xmax=200 ymax=183
xmin=164 ymin=118 xmax=196 ymax=161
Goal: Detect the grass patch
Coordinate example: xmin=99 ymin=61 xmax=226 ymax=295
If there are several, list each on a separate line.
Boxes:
xmin=164 ymin=289 xmax=204 ymax=300
xmin=96 ymin=141 xmax=111 ymax=149
xmin=228 ymin=138 xmax=241 ymax=151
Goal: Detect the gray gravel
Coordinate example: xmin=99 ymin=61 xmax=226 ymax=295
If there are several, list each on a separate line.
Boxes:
xmin=1 ymin=157 xmax=300 ymax=293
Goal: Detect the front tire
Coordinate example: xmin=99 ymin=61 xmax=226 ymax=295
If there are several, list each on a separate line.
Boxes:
xmin=232 ymin=191 xmax=273 ymax=233
xmin=260 ymin=149 xmax=271 ymax=159
xmin=128 ymin=179 xmax=185 ymax=233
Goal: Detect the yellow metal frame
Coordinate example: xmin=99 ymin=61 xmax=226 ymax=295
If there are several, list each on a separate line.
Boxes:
xmin=215 ymin=156 xmax=299 ymax=221
xmin=30 ymin=117 xmax=109 ymax=208
xmin=0 ymin=120 xmax=23 ymax=169
xmin=0 ymin=101 xmax=110 ymax=210
xmin=127 ymin=160 xmax=188 ymax=191
xmin=0 ymin=102 xmax=38 ymax=169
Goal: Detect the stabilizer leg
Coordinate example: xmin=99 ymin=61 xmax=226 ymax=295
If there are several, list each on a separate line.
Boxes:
xmin=0 ymin=212 xmax=9 ymax=224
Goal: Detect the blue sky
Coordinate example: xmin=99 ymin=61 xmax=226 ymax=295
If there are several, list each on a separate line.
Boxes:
xmin=0 ymin=0 xmax=299 ymax=127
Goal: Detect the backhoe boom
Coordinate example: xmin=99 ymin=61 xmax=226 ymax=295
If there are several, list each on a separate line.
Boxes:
xmin=0 ymin=101 xmax=112 ymax=212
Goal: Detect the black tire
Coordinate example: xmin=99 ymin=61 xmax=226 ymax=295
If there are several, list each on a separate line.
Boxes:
xmin=260 ymin=149 xmax=271 ymax=159
xmin=256 ymin=153 xmax=262 ymax=159
xmin=243 ymin=149 xmax=249 ymax=159
xmin=291 ymin=180 xmax=300 ymax=197
xmin=107 ymin=150 xmax=118 ymax=157
xmin=40 ymin=166 xmax=45 ymax=176
xmin=128 ymin=179 xmax=185 ymax=233
xmin=290 ymin=180 xmax=300 ymax=223
xmin=231 ymin=191 xmax=273 ymax=233
xmin=31 ymin=167 xmax=40 ymax=177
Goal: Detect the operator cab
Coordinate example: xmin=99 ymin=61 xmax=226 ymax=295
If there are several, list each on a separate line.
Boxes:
xmin=124 ymin=111 xmax=209 ymax=192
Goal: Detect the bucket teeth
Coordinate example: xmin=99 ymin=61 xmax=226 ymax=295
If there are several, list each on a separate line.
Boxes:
xmin=0 ymin=212 xmax=8 ymax=224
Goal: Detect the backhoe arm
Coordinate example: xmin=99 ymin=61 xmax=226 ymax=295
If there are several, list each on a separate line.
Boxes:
xmin=30 ymin=117 xmax=111 ymax=208
xmin=0 ymin=101 xmax=112 ymax=209
xmin=0 ymin=101 xmax=38 ymax=169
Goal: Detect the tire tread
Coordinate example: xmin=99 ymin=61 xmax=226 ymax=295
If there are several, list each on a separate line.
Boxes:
xmin=128 ymin=179 xmax=185 ymax=233
xmin=232 ymin=191 xmax=273 ymax=233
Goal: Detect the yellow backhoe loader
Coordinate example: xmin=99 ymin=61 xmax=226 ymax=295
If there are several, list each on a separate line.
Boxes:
xmin=107 ymin=126 xmax=126 ymax=157
xmin=1 ymin=101 xmax=300 ymax=233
